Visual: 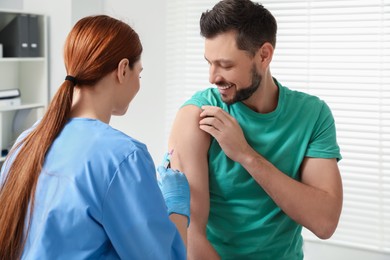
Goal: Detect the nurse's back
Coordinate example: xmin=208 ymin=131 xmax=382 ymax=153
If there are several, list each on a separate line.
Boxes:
xmin=21 ymin=118 xmax=152 ymax=259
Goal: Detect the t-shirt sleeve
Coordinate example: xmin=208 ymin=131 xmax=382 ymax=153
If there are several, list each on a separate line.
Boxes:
xmin=182 ymin=89 xmax=213 ymax=108
xmin=101 ymin=148 xmax=186 ymax=259
xmin=305 ymin=101 xmax=342 ymax=161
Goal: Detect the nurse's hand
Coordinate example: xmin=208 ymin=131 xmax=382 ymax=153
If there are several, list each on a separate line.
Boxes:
xmin=157 ymin=165 xmax=190 ymax=226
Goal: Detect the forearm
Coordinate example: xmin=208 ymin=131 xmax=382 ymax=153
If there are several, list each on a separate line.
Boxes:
xmin=188 ymin=229 xmax=220 ymax=260
xmin=169 ymin=214 xmax=188 ymax=246
xmin=241 ymin=149 xmax=342 ymax=239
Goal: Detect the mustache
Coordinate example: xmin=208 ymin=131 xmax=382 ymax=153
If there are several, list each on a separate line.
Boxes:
xmin=215 ymin=81 xmax=231 ymax=86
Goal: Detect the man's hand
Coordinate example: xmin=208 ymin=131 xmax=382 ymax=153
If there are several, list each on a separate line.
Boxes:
xmin=199 ymin=105 xmax=252 ymax=163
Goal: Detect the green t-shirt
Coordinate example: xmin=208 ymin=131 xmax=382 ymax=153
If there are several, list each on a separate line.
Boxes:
xmin=182 ymin=79 xmax=342 ymax=260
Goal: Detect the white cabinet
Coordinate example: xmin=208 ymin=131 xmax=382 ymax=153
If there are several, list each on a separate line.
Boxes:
xmin=0 ymin=10 xmax=48 ymax=164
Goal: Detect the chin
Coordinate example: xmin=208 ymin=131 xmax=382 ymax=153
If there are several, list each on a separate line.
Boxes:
xmin=112 ymin=108 xmax=129 ymax=116
xmin=221 ymin=95 xmax=235 ymax=105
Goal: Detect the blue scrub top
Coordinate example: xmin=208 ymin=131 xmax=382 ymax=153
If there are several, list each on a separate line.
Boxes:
xmin=1 ymin=118 xmax=186 ymax=259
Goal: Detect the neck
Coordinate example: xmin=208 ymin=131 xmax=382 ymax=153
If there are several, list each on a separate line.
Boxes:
xmin=242 ymin=72 xmax=278 ymax=114
xmin=70 ymin=77 xmax=114 ymax=124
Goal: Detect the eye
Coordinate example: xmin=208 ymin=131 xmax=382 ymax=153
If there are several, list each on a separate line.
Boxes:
xmin=221 ymin=65 xmax=233 ymax=70
xmin=219 ymin=61 xmax=234 ymax=69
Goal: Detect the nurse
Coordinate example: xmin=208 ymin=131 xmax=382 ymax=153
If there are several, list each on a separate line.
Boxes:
xmin=0 ymin=15 xmax=189 ymax=259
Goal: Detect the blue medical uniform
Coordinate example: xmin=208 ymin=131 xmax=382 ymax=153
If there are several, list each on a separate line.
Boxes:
xmin=1 ymin=118 xmax=186 ymax=259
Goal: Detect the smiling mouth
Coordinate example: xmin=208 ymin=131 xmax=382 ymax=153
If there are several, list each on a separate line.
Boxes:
xmin=217 ymin=83 xmax=234 ymax=90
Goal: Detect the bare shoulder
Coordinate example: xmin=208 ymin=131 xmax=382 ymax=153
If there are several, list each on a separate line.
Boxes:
xmin=168 ymin=105 xmax=210 ymax=172
xmin=169 ymin=105 xmax=210 ymax=150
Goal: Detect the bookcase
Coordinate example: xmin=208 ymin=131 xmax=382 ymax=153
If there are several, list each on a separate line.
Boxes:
xmin=0 ymin=10 xmax=48 ymax=165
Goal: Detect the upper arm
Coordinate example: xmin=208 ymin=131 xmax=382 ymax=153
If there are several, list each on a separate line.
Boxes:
xmin=301 ymin=102 xmax=342 ymax=203
xmin=168 ymin=105 xmax=211 ymax=233
xmin=301 ymin=100 xmax=343 ymax=211
xmin=301 ymin=157 xmax=343 ymax=212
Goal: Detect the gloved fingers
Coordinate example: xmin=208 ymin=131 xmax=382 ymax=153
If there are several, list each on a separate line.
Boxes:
xmin=157 ymin=165 xmax=166 ymax=179
xmin=158 ymin=166 xmax=186 ymax=181
xmin=160 ymin=152 xmax=170 ymax=168
xmin=161 ymin=149 xmax=174 ymax=168
xmin=157 ymin=165 xmax=166 ymax=171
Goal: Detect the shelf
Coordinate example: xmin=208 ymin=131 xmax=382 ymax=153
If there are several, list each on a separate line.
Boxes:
xmin=0 ymin=57 xmax=45 ymax=62
xmin=0 ymin=10 xmax=47 ymax=166
xmin=0 ymin=103 xmax=45 ymax=112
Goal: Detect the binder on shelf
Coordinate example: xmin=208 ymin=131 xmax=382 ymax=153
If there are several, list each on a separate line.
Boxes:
xmin=28 ymin=14 xmax=40 ymax=57
xmin=0 ymin=89 xmax=20 ymax=99
xmin=0 ymin=98 xmax=21 ymax=107
xmin=0 ymin=14 xmax=29 ymax=57
xmin=0 ymin=88 xmax=21 ymax=107
xmin=0 ymin=13 xmax=41 ymax=57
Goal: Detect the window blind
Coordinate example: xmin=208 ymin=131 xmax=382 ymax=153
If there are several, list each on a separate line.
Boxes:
xmin=165 ymin=0 xmax=390 ymax=253
xmin=165 ymin=0 xmax=217 ymax=134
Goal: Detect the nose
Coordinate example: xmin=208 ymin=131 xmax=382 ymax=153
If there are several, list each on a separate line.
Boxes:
xmin=209 ymin=65 xmax=221 ymax=84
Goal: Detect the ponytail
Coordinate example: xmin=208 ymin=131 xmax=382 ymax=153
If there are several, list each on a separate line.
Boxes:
xmin=0 ymin=81 xmax=74 ymax=259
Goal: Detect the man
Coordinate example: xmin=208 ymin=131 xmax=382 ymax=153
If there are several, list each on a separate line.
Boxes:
xmin=167 ymin=0 xmax=343 ymax=259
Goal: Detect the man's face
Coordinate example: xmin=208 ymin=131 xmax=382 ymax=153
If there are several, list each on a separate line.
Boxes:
xmin=204 ymin=30 xmax=262 ymax=105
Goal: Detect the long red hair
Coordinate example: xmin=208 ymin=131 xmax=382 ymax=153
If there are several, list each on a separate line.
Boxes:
xmin=0 ymin=15 xmax=142 ymax=259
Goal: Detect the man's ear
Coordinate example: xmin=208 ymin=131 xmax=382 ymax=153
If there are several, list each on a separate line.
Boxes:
xmin=256 ymin=42 xmax=274 ymax=69
xmin=116 ymin=58 xmax=129 ymax=84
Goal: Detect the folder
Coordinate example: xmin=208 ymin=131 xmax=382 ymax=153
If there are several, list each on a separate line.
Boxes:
xmin=28 ymin=14 xmax=40 ymax=57
xmin=0 ymin=89 xmax=20 ymax=99
xmin=0 ymin=14 xmax=41 ymax=57
xmin=0 ymin=89 xmax=21 ymax=107
xmin=0 ymin=97 xmax=21 ymax=107
xmin=0 ymin=14 xmax=29 ymax=57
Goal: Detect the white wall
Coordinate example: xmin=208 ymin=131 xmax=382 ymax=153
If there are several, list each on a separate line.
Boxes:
xmin=304 ymin=241 xmax=390 ymax=260
xmin=103 ymin=0 xmax=167 ymax=164
xmin=70 ymin=0 xmax=103 ymax=25
xmin=0 ymin=0 xmax=22 ymax=10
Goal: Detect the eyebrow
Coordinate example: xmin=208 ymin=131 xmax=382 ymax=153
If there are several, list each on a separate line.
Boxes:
xmin=204 ymin=56 xmax=233 ymax=64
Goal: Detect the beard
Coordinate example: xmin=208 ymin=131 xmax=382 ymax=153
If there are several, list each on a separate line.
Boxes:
xmin=220 ymin=65 xmax=262 ymax=105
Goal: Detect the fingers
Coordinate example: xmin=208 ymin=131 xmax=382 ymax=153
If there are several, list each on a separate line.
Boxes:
xmin=199 ymin=116 xmax=223 ymax=132
xmin=201 ymin=106 xmax=234 ymax=127
xmin=157 ymin=164 xmax=182 ymax=179
xmin=199 ymin=106 xmax=232 ymax=135
xmin=199 ymin=124 xmax=220 ymax=138
xmin=160 ymin=151 xmax=172 ymax=169
xmin=156 ymin=165 xmax=166 ymax=180
xmin=157 ymin=165 xmax=166 ymax=174
xmin=200 ymin=105 xmax=230 ymax=121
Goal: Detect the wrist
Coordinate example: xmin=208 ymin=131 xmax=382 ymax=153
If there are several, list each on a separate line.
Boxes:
xmin=166 ymin=201 xmax=190 ymax=218
xmin=240 ymin=149 xmax=265 ymax=173
xmin=169 ymin=212 xmax=190 ymax=227
xmin=165 ymin=197 xmax=190 ymax=224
